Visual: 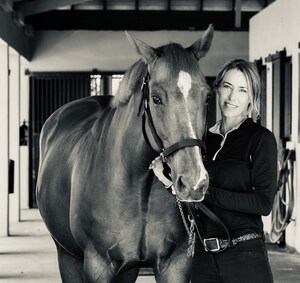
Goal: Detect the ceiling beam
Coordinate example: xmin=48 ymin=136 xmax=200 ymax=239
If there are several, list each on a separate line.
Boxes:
xmin=263 ymin=0 xmax=269 ymax=7
xmin=15 ymin=0 xmax=91 ymax=16
xmin=234 ymin=0 xmax=241 ymax=28
xmin=0 ymin=9 xmax=31 ymax=60
xmin=231 ymin=0 xmax=235 ymax=11
xmin=167 ymin=0 xmax=171 ymax=11
xmin=0 ymin=0 xmax=12 ymax=12
xmin=199 ymin=0 xmax=203 ymax=11
xmin=25 ymin=10 xmax=254 ymax=31
xmin=14 ymin=0 xmax=91 ymax=26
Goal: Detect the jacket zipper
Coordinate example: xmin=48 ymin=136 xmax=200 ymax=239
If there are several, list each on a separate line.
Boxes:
xmin=212 ymin=133 xmax=227 ymax=161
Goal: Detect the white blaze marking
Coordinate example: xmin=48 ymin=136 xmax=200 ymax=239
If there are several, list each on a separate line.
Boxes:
xmin=177 ymin=71 xmax=194 ymax=137
xmin=177 ymin=71 xmax=192 ymax=102
xmin=177 ymin=71 xmax=206 ymax=190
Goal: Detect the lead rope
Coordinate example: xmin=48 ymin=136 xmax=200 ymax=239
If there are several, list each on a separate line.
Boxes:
xmin=149 ymin=159 xmax=196 ymax=257
xmin=176 ymin=197 xmax=196 ymax=258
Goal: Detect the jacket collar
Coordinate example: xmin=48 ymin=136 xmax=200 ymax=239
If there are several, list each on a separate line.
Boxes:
xmin=209 ymin=118 xmax=252 ymax=135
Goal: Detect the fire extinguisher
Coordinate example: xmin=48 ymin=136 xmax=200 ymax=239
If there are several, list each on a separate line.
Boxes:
xmin=20 ymin=120 xmax=28 ymax=146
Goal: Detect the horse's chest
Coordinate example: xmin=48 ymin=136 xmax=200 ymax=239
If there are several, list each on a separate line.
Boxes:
xmin=73 ymin=207 xmax=183 ymax=262
xmin=107 ymin=221 xmax=181 ymax=262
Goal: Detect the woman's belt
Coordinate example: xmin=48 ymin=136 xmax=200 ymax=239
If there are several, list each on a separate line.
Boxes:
xmin=204 ymin=232 xmax=264 ymax=252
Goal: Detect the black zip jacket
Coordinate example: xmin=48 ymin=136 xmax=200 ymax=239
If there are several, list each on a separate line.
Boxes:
xmin=202 ymin=118 xmax=277 ymax=238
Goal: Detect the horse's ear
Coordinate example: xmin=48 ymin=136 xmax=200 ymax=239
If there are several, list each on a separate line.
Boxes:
xmin=187 ymin=24 xmax=214 ymax=61
xmin=125 ymin=31 xmax=157 ymax=64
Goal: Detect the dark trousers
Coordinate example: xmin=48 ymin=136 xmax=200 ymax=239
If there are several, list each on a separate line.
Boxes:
xmin=191 ymin=238 xmax=273 ymax=283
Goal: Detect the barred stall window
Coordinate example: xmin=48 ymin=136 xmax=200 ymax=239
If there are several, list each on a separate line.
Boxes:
xmin=90 ymin=74 xmax=101 ymax=96
xmin=112 ymin=74 xmax=124 ymax=96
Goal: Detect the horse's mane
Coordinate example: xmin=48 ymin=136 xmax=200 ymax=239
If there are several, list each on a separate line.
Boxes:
xmin=110 ymin=60 xmax=147 ymax=108
xmin=110 ymin=43 xmax=200 ymax=108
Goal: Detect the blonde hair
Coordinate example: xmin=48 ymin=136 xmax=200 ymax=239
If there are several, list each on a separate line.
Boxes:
xmin=214 ymin=59 xmax=261 ymax=122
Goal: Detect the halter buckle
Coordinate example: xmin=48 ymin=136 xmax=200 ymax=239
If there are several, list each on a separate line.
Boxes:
xmin=141 ymin=77 xmax=147 ymax=90
xmin=160 ymin=150 xmax=167 ymax=163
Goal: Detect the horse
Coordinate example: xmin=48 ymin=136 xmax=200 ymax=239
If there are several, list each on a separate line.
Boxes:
xmin=36 ymin=24 xmax=213 ymax=283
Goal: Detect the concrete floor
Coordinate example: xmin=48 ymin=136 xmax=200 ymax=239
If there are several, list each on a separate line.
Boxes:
xmin=0 ymin=209 xmax=300 ymax=283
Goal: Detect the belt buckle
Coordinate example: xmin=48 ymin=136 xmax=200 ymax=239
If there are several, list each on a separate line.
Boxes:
xmin=204 ymin=238 xmax=220 ymax=252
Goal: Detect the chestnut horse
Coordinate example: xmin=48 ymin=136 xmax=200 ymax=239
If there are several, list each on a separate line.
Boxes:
xmin=37 ymin=25 xmax=213 ymax=282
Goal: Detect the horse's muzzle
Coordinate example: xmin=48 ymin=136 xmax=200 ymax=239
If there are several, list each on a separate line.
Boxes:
xmin=174 ymin=174 xmax=209 ymax=202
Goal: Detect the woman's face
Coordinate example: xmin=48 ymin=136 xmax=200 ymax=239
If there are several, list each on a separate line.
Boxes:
xmin=218 ymin=69 xmax=251 ymax=119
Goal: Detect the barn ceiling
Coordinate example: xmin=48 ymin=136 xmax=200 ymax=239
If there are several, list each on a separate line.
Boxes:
xmin=1 ymin=0 xmax=276 ymax=32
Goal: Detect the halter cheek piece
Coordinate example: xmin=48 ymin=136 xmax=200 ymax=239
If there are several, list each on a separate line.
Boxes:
xmin=138 ymin=74 xmax=206 ymax=162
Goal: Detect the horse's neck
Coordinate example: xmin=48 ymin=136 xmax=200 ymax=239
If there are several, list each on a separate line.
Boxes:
xmin=121 ymin=104 xmax=156 ymax=152
xmin=103 ymin=99 xmax=158 ymax=174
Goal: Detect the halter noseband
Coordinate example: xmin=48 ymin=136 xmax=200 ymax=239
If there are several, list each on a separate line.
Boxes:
xmin=138 ymin=74 xmax=206 ymax=163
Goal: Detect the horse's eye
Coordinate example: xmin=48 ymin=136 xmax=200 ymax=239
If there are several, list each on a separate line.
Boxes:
xmin=152 ymin=95 xmax=162 ymax=105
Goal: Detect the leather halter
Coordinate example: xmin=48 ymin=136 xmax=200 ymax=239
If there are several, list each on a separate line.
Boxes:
xmin=138 ymin=74 xmax=206 ymax=162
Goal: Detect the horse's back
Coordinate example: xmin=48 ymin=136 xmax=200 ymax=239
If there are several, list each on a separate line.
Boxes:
xmin=40 ymin=96 xmax=112 ymax=157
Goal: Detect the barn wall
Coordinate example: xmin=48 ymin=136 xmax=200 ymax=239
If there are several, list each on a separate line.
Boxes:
xmin=25 ymin=30 xmax=249 ymax=77
xmin=250 ymin=0 xmax=300 ymax=252
xmin=250 ymin=0 xmax=300 ymax=60
xmin=0 ymin=40 xmax=9 ymax=236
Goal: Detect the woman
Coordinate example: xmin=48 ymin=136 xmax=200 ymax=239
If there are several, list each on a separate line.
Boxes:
xmin=191 ymin=59 xmax=277 ymax=283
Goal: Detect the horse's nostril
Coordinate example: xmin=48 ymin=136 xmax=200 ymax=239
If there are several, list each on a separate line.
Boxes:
xmin=176 ymin=176 xmax=190 ymax=198
xmin=201 ymin=175 xmax=209 ymax=190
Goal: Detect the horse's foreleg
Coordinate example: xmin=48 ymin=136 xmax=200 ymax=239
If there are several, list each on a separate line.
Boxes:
xmin=112 ymin=267 xmax=140 ymax=283
xmin=153 ymin=248 xmax=192 ymax=283
xmin=55 ymin=241 xmax=84 ymax=283
xmin=83 ymin=247 xmax=117 ymax=283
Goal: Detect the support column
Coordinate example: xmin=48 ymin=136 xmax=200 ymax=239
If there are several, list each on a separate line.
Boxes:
xmin=101 ymin=75 xmax=112 ymax=96
xmin=0 ymin=40 xmax=9 ymax=236
xmin=262 ymin=61 xmax=273 ymax=235
xmin=9 ymin=48 xmax=21 ymax=223
xmin=20 ymin=59 xmax=29 ymax=210
xmin=265 ymin=61 xmax=273 ymax=131
xmin=292 ymin=50 xmax=300 ymax=253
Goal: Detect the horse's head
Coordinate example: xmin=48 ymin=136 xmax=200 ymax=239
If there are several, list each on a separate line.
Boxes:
xmin=126 ymin=25 xmax=213 ymax=202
